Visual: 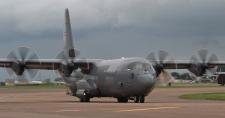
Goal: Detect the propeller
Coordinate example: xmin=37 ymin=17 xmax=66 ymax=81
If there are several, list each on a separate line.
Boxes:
xmin=6 ymin=47 xmax=40 ymax=80
xmin=147 ymin=50 xmax=174 ymax=84
xmin=147 ymin=50 xmax=169 ymax=76
xmin=188 ymin=49 xmax=219 ymax=76
xmin=55 ymin=50 xmax=75 ymax=77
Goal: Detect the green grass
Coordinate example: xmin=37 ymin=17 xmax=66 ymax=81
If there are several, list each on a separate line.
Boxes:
xmin=157 ymin=83 xmax=219 ymax=88
xmin=179 ymin=93 xmax=225 ymax=101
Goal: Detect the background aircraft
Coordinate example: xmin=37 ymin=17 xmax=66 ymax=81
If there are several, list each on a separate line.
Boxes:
xmin=0 ymin=8 xmax=224 ymax=103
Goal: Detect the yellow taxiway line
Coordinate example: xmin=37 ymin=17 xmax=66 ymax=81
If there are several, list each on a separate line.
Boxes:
xmin=115 ymin=106 xmax=179 ymax=112
xmin=55 ymin=106 xmax=179 ymax=113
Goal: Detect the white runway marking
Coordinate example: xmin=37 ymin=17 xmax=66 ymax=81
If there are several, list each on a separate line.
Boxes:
xmin=115 ymin=106 xmax=179 ymax=112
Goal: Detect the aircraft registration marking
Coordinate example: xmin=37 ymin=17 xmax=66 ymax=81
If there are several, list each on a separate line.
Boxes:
xmin=115 ymin=106 xmax=178 ymax=112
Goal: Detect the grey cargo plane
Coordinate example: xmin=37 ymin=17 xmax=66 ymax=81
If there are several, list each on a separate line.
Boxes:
xmin=0 ymin=9 xmax=224 ymax=103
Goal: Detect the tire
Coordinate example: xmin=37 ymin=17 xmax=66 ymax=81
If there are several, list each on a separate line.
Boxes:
xmin=134 ymin=96 xmax=140 ymax=103
xmin=80 ymin=95 xmax=90 ymax=102
xmin=117 ymin=97 xmax=128 ymax=103
xmin=140 ymin=96 xmax=145 ymax=103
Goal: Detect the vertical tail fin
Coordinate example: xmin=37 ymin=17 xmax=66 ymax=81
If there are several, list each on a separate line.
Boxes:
xmin=64 ymin=8 xmax=75 ymax=60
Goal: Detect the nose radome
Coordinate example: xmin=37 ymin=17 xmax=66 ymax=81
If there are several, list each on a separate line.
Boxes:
xmin=139 ymin=74 xmax=156 ymax=87
xmin=137 ymin=74 xmax=156 ymax=95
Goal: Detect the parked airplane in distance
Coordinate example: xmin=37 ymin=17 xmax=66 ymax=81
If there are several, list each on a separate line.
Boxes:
xmin=0 ymin=8 xmax=224 ymax=103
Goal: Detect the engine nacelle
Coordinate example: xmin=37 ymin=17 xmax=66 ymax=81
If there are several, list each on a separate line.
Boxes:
xmin=188 ymin=64 xmax=207 ymax=76
xmin=75 ymin=62 xmax=96 ymax=74
xmin=154 ymin=64 xmax=164 ymax=77
xmin=58 ymin=64 xmax=74 ymax=77
xmin=11 ymin=62 xmax=25 ymax=75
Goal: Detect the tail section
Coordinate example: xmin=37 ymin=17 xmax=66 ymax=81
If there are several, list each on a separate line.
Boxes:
xmin=64 ymin=8 xmax=75 ymax=60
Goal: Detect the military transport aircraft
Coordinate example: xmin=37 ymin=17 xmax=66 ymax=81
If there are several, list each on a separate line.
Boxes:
xmin=0 ymin=8 xmax=224 ymax=103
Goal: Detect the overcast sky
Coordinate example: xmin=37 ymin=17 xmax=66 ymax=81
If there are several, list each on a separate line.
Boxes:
xmin=0 ymin=0 xmax=225 ymax=79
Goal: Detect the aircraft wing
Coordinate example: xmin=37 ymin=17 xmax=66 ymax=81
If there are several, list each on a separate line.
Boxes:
xmin=0 ymin=59 xmax=58 ymax=70
xmin=0 ymin=59 xmax=92 ymax=70
xmin=160 ymin=60 xmax=225 ymax=69
xmin=151 ymin=60 xmax=225 ymax=76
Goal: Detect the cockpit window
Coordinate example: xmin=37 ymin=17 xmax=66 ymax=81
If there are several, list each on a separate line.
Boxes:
xmin=127 ymin=62 xmax=137 ymax=70
xmin=127 ymin=62 xmax=155 ymax=74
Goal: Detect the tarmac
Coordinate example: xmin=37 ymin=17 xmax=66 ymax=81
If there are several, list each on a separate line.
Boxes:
xmin=0 ymin=86 xmax=225 ymax=118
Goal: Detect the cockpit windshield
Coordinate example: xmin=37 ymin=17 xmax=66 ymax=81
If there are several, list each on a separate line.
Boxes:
xmin=127 ymin=62 xmax=155 ymax=74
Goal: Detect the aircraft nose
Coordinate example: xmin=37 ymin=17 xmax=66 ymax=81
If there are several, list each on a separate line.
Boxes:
xmin=139 ymin=74 xmax=156 ymax=89
xmin=133 ymin=74 xmax=156 ymax=96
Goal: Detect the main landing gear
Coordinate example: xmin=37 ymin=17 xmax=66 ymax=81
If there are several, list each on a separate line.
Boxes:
xmin=117 ymin=96 xmax=145 ymax=103
xmin=134 ymin=96 xmax=145 ymax=103
xmin=117 ymin=97 xmax=129 ymax=103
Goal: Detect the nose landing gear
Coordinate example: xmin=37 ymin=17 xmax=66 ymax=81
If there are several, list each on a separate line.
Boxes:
xmin=79 ymin=90 xmax=90 ymax=102
xmin=80 ymin=95 xmax=90 ymax=102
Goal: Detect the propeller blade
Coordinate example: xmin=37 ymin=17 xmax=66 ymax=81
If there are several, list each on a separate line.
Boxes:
xmin=18 ymin=47 xmax=30 ymax=62
xmin=189 ymin=49 xmax=219 ymax=77
xmin=56 ymin=51 xmax=69 ymax=64
xmin=146 ymin=52 xmax=157 ymax=63
xmin=198 ymin=49 xmax=208 ymax=63
xmin=157 ymin=70 xmax=173 ymax=84
xmin=28 ymin=53 xmax=39 ymax=60
xmin=208 ymin=53 xmax=218 ymax=63
xmin=6 ymin=47 xmax=39 ymax=80
xmin=7 ymin=50 xmax=18 ymax=77
xmin=26 ymin=69 xmax=38 ymax=80
xmin=55 ymin=50 xmax=72 ymax=77
xmin=162 ymin=70 xmax=170 ymax=82
xmin=158 ymin=50 xmax=168 ymax=63
xmin=147 ymin=50 xmax=171 ymax=77
xmin=16 ymin=74 xmax=27 ymax=81
xmin=190 ymin=55 xmax=199 ymax=64
xmin=7 ymin=51 xmax=18 ymax=61
xmin=6 ymin=68 xmax=14 ymax=77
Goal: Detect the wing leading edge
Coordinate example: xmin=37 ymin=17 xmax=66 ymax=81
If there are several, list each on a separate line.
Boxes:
xmin=0 ymin=59 xmax=93 ymax=71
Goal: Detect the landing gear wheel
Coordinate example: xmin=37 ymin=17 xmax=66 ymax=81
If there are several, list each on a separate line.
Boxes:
xmin=80 ymin=95 xmax=90 ymax=102
xmin=140 ymin=96 xmax=145 ymax=103
xmin=134 ymin=96 xmax=140 ymax=103
xmin=117 ymin=97 xmax=128 ymax=103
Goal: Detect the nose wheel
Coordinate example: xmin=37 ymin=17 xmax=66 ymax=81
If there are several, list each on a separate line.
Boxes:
xmin=134 ymin=96 xmax=145 ymax=103
xmin=79 ymin=90 xmax=90 ymax=102
xmin=80 ymin=95 xmax=90 ymax=102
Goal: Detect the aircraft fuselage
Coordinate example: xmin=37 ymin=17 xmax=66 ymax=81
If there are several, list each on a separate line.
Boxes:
xmin=70 ymin=57 xmax=157 ymax=102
